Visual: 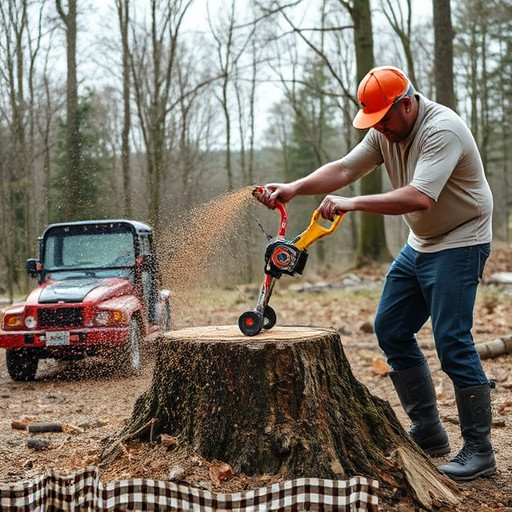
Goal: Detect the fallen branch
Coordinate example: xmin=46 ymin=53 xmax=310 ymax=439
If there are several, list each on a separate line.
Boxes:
xmin=476 ymin=335 xmax=512 ymax=360
xmin=28 ymin=422 xmax=63 ymax=433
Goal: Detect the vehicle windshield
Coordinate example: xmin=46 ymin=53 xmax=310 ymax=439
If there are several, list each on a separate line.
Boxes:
xmin=43 ymin=225 xmax=136 ymax=278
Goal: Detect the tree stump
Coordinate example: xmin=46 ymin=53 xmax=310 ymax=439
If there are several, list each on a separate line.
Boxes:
xmin=102 ymin=326 xmax=458 ymax=510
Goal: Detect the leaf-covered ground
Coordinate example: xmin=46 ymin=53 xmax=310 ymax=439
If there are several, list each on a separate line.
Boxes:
xmin=1 ymin=247 xmax=512 ymax=510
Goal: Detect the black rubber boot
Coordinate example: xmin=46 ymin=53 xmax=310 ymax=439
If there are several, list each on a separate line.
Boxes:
xmin=389 ymin=361 xmax=450 ymax=456
xmin=438 ymin=384 xmax=496 ymax=481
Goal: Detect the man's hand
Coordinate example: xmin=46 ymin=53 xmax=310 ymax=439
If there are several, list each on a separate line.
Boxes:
xmin=318 ymin=195 xmax=354 ymax=220
xmin=253 ymin=183 xmax=297 ymax=209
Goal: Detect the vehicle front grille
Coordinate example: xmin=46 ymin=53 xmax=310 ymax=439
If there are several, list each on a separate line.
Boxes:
xmin=38 ymin=307 xmax=84 ymax=328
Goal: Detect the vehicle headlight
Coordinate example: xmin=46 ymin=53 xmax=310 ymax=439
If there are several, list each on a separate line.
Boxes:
xmin=94 ymin=310 xmax=127 ymax=326
xmin=24 ymin=316 xmax=37 ymax=329
xmin=95 ymin=311 xmax=110 ymax=326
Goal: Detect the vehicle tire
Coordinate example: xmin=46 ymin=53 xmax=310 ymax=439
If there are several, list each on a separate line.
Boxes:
xmin=6 ymin=349 xmax=39 ymax=381
xmin=161 ymin=301 xmax=171 ymax=331
xmin=124 ymin=318 xmax=142 ymax=373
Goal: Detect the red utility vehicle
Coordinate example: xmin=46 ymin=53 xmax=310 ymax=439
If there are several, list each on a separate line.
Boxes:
xmin=0 ymin=219 xmax=171 ymax=381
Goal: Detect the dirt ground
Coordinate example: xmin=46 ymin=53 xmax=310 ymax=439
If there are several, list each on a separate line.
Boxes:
xmin=1 ymin=247 xmax=512 ymax=511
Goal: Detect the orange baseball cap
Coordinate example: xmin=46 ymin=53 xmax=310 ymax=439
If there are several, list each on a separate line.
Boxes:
xmin=353 ymin=66 xmax=411 ymax=129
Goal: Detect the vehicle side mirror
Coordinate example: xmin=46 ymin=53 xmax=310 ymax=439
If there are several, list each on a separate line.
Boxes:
xmin=26 ymin=259 xmax=39 ymax=278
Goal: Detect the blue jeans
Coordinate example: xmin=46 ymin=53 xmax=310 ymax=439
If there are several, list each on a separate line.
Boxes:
xmin=374 ymin=243 xmax=490 ymax=389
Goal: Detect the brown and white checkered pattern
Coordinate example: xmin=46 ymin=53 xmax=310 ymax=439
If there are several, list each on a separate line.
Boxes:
xmin=0 ymin=465 xmax=379 ymax=511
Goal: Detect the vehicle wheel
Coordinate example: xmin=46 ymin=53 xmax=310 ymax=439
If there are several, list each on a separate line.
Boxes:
xmin=161 ymin=301 xmax=171 ymax=331
xmin=6 ymin=349 xmax=39 ymax=381
xmin=124 ymin=318 xmax=142 ymax=373
xmin=262 ymin=305 xmax=277 ymax=330
xmin=238 ymin=310 xmax=263 ymax=336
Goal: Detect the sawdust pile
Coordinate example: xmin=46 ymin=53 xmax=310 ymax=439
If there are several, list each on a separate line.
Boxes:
xmin=157 ymin=187 xmax=256 ymax=321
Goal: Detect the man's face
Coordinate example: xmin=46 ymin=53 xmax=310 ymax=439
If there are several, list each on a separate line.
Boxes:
xmin=372 ymin=98 xmax=414 ymax=142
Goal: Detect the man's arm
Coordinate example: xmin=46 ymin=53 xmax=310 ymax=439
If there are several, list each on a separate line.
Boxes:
xmin=318 ymin=185 xmax=434 ymax=220
xmin=259 ymin=159 xmax=357 ymax=209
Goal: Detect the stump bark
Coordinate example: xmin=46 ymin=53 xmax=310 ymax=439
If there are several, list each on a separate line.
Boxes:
xmin=103 ymin=325 xmax=458 ymax=510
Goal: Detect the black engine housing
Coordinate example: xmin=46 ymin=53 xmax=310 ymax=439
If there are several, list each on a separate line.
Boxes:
xmin=264 ymin=241 xmax=308 ymax=278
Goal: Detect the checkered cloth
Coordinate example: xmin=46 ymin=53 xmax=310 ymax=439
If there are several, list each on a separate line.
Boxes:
xmin=0 ymin=465 xmax=379 ymax=511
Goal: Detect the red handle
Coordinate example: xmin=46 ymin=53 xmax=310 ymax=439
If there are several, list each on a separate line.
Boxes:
xmin=275 ymin=201 xmax=287 ymax=238
xmin=253 ymin=186 xmax=288 ymax=238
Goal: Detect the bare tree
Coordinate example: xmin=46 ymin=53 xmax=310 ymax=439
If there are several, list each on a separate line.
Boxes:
xmin=454 ymin=0 xmax=512 ymax=242
xmin=173 ymin=44 xmax=217 ymax=207
xmin=339 ymin=0 xmax=391 ymax=263
xmin=208 ymin=0 xmax=258 ymax=189
xmin=56 ymin=0 xmax=80 ymax=220
xmin=116 ymin=0 xmax=132 ymax=217
xmin=235 ymin=35 xmax=260 ymax=188
xmin=129 ymin=0 xmax=194 ymax=226
xmin=379 ymin=0 xmax=417 ymax=84
xmin=433 ymin=0 xmax=455 ymax=109
xmin=34 ymin=50 xmax=63 ymax=227
xmin=0 ymin=0 xmax=47 ymax=298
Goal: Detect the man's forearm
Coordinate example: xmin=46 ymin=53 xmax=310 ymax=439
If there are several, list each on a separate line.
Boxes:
xmin=351 ymin=185 xmax=434 ymax=215
xmin=318 ymin=185 xmax=435 ymax=220
xmin=292 ymin=160 xmax=354 ymax=196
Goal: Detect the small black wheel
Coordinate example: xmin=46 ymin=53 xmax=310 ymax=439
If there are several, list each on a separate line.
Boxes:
xmin=238 ymin=310 xmax=263 ymax=336
xmin=262 ymin=305 xmax=277 ymax=330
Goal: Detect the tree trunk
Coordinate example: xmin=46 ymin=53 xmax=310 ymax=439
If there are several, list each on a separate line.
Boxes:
xmin=350 ymin=0 xmax=392 ymax=264
xmin=116 ymin=0 xmax=132 ymax=218
xmin=433 ymin=0 xmax=456 ymax=110
xmin=56 ymin=0 xmax=80 ymax=220
xmin=102 ymin=326 xmax=458 ymax=510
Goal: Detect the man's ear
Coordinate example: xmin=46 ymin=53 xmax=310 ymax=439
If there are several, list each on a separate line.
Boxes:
xmin=401 ymin=96 xmax=413 ymax=113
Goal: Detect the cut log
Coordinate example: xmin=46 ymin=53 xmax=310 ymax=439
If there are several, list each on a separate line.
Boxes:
xmin=476 ymin=335 xmax=512 ymax=360
xmin=27 ymin=422 xmax=63 ymax=434
xmin=102 ymin=325 xmax=458 ymax=510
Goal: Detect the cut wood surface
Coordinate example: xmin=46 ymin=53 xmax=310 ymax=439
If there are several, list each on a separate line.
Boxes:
xmin=103 ymin=325 xmax=458 ymax=510
xmin=164 ymin=324 xmax=329 ymax=340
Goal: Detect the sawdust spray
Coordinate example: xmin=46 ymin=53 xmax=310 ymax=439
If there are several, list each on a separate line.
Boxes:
xmin=157 ymin=186 xmax=258 ymax=327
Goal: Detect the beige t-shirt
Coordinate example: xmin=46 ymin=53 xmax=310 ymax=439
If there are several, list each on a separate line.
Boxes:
xmin=340 ymin=94 xmax=493 ymax=252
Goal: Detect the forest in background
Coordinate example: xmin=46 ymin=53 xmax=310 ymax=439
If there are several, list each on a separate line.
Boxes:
xmin=0 ymin=0 xmax=511 ymax=299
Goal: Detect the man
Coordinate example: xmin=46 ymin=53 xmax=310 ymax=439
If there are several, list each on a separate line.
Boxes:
xmin=255 ymin=66 xmax=495 ymax=482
